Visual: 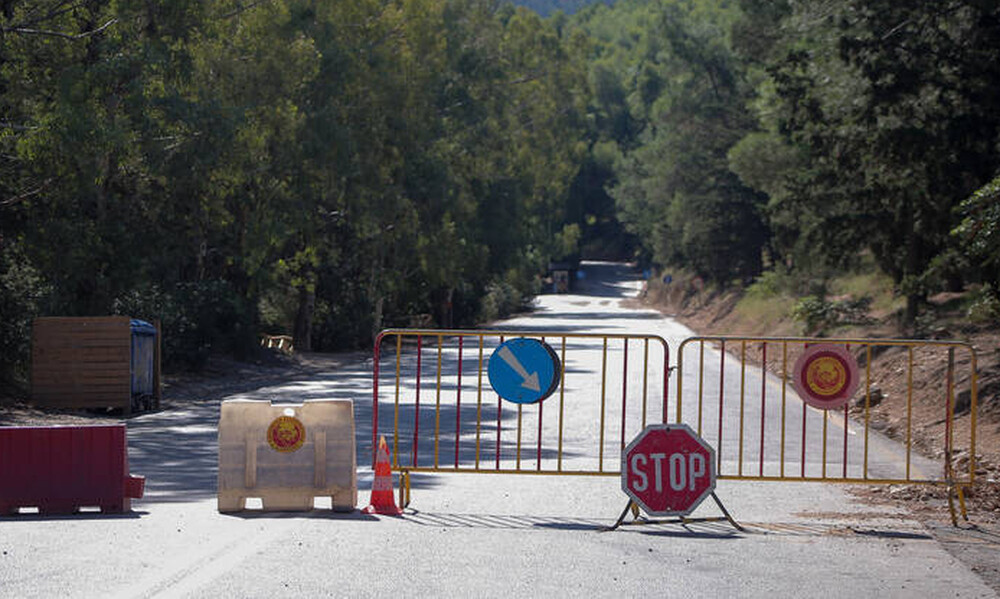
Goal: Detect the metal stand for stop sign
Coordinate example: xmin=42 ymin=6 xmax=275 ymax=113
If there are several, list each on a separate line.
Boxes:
xmin=604 ymin=492 xmax=744 ymax=532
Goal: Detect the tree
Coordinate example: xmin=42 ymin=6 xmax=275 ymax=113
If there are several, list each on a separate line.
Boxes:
xmin=605 ymin=0 xmax=768 ymax=283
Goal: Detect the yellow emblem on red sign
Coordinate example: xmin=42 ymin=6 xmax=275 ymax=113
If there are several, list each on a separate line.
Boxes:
xmin=804 ymin=355 xmax=848 ymax=397
xmin=267 ymin=415 xmax=306 ymax=452
xmin=792 ymin=344 xmax=860 ymax=410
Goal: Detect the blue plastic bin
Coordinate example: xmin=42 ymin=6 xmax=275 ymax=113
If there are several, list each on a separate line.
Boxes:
xmin=130 ymin=319 xmax=157 ymax=410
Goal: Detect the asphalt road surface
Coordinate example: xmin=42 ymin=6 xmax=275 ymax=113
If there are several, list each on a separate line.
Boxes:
xmin=1 ymin=262 xmax=996 ymax=598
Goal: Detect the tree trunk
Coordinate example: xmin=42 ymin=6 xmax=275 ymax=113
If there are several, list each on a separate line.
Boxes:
xmin=293 ymin=286 xmax=315 ymax=352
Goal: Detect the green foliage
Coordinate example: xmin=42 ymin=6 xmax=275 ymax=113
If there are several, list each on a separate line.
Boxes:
xmin=479 ymin=279 xmax=529 ymax=323
xmin=743 ymin=269 xmax=795 ymax=302
xmin=0 ymin=242 xmax=51 ymax=387
xmin=740 ymin=0 xmax=1000 ymax=325
xmin=113 ymin=281 xmax=256 ymax=370
xmin=967 ymin=284 xmax=1000 ymax=325
xmin=574 ymin=0 xmax=770 ymax=280
xmin=0 ymin=0 xmax=594 ymax=372
xmin=792 ymin=295 xmax=875 ymax=336
xmin=954 ymin=174 xmax=1000 ymax=287
xmin=3 ymin=0 xmax=1000 ymax=382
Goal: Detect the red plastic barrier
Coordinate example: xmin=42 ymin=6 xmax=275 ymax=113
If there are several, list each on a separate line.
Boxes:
xmin=0 ymin=424 xmax=145 ymax=515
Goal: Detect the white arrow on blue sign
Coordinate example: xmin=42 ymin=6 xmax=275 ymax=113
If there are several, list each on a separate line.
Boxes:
xmin=487 ymin=338 xmax=561 ymax=404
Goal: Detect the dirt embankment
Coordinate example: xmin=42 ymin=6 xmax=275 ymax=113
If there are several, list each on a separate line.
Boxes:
xmin=641 ymin=274 xmax=1000 ymax=524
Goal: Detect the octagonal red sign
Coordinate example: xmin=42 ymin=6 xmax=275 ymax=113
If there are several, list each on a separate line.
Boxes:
xmin=621 ymin=424 xmax=717 ymax=517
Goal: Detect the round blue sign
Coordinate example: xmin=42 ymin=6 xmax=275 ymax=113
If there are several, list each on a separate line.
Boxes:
xmin=487 ymin=338 xmax=561 ymax=404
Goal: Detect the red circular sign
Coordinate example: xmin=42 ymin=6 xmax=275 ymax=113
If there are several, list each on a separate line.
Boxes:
xmin=621 ymin=424 xmax=716 ymax=517
xmin=792 ymin=344 xmax=860 ymax=410
xmin=267 ymin=416 xmax=306 ymax=452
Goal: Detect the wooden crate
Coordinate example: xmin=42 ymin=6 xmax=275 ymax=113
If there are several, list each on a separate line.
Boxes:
xmin=31 ymin=317 xmax=160 ymax=415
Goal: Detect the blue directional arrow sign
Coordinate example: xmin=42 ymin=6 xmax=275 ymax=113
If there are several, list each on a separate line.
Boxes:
xmin=487 ymin=338 xmax=561 ymax=404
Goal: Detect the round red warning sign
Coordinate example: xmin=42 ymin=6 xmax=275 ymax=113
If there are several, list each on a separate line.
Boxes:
xmin=267 ymin=415 xmax=306 ymax=452
xmin=792 ymin=344 xmax=860 ymax=410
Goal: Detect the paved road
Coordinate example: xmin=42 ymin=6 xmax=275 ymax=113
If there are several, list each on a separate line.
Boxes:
xmin=1 ymin=262 xmax=996 ymax=598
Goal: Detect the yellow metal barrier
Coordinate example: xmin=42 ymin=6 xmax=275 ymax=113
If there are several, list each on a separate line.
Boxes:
xmin=675 ymin=336 xmax=978 ymax=521
xmin=372 ymin=329 xmax=670 ymax=507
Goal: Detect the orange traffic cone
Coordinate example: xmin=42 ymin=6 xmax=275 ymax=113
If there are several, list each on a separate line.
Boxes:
xmin=363 ymin=436 xmax=404 ymax=516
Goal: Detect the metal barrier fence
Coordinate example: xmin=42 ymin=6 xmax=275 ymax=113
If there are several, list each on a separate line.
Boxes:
xmin=372 ymin=329 xmax=670 ymax=506
xmin=674 ymin=337 xmax=978 ymax=493
xmin=371 ymin=330 xmax=979 ymax=521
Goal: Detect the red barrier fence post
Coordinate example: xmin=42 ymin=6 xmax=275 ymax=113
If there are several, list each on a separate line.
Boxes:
xmin=0 ymin=424 xmax=145 ymax=515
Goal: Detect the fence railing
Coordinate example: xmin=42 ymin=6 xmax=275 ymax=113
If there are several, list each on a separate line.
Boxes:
xmin=675 ymin=336 xmax=978 ymax=488
xmin=371 ymin=329 xmax=979 ymax=521
xmin=372 ymin=329 xmax=670 ymax=505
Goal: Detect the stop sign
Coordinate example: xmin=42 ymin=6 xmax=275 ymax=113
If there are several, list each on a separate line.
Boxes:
xmin=621 ymin=424 xmax=717 ymax=517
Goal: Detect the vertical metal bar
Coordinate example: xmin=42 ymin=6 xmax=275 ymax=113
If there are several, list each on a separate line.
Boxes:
xmin=863 ymin=345 xmax=872 ymax=480
xmin=413 ymin=335 xmax=423 ymax=468
xmin=759 ymin=342 xmax=767 ymax=477
xmin=777 ymin=342 xmax=787 ymax=478
xmin=537 ymin=337 xmax=545 ymax=471
xmin=516 ymin=404 xmax=523 ymax=471
xmin=434 ymin=335 xmax=442 ymax=468
xmin=663 ymin=339 xmax=670 ymax=424
xmin=537 ymin=383 xmax=544 ymax=471
xmin=801 ymin=343 xmax=807 ymax=478
xmin=642 ymin=339 xmax=649 ymax=429
xmin=558 ymin=337 xmax=567 ymax=472
xmin=906 ymin=346 xmax=913 ymax=480
xmin=739 ymin=340 xmax=746 ymax=477
xmin=599 ymin=337 xmax=608 ymax=472
xmin=496 ymin=335 xmax=504 ymax=470
xmin=970 ymin=348 xmax=979 ymax=485
xmin=842 ymin=402 xmax=849 ymax=479
xmin=843 ymin=343 xmax=850 ymax=479
xmin=945 ymin=347 xmax=955 ymax=481
xmin=717 ymin=340 xmax=726 ymax=474
xmin=621 ymin=338 xmax=629 ymax=450
xmin=822 ymin=407 xmax=828 ymax=479
xmin=455 ymin=336 xmax=463 ymax=469
xmin=476 ymin=335 xmax=484 ymax=470
xmin=676 ymin=340 xmax=685 ymax=423
xmin=373 ymin=334 xmax=381 ymax=467
xmin=697 ymin=340 xmax=705 ymax=435
xmin=394 ymin=335 xmax=402 ymax=468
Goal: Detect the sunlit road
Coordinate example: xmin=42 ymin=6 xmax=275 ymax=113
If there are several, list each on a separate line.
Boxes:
xmin=1 ymin=262 xmax=995 ymax=598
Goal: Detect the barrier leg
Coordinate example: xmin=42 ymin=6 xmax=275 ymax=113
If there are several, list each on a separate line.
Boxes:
xmin=602 ymin=493 xmax=743 ymax=532
xmin=218 ymin=493 xmax=245 ymax=513
xmin=602 ymin=500 xmax=641 ymax=532
xmin=708 ymin=492 xmax=745 ymax=532
xmin=957 ymin=486 xmax=968 ymax=521
xmin=398 ymin=471 xmax=411 ymax=509
xmin=332 ymin=490 xmax=356 ymax=513
xmin=946 ymin=484 xmax=970 ymax=526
